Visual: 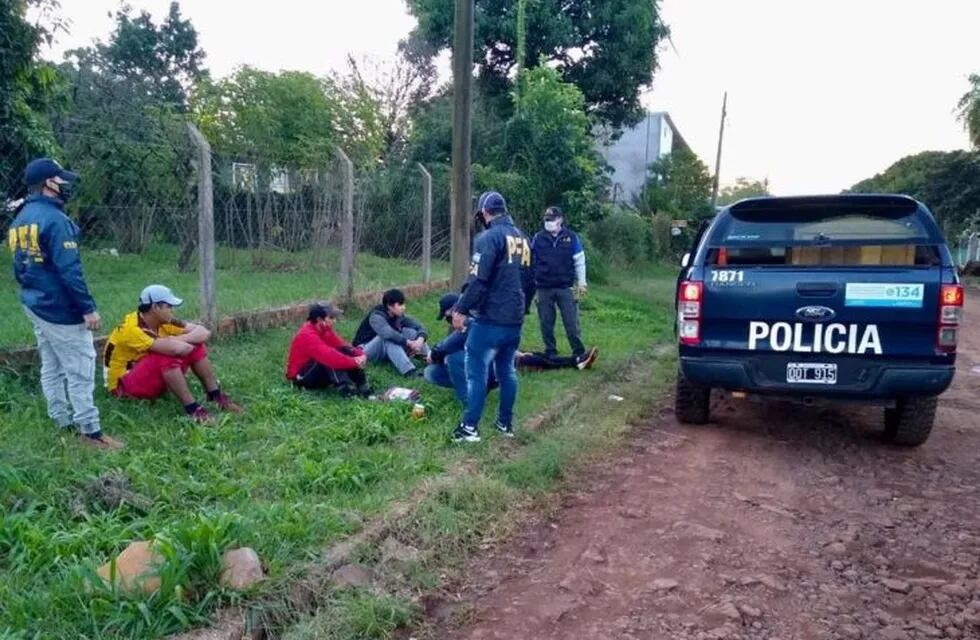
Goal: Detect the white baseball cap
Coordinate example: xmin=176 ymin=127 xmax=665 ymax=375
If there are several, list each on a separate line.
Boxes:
xmin=139 ymin=284 xmax=183 ymax=307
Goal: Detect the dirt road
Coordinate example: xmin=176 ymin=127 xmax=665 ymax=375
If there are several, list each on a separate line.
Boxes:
xmin=429 ymin=296 xmax=980 ymax=640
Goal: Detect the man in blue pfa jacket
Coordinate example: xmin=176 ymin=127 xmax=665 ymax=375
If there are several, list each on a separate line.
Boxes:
xmin=530 ymin=206 xmax=590 ymax=361
xmin=8 ymin=158 xmax=123 ymax=450
xmin=449 ymin=191 xmax=530 ymax=443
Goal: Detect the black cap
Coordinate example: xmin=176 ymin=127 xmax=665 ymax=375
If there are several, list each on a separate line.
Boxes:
xmin=23 ymin=158 xmax=78 ymax=187
xmin=544 ymin=206 xmax=564 ymax=220
xmin=308 ymin=301 xmax=343 ymax=321
xmin=437 ymin=293 xmax=460 ymax=320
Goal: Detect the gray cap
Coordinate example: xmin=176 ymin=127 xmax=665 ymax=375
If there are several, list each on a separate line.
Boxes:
xmin=308 ymin=301 xmax=343 ymax=321
xmin=139 ymin=284 xmax=183 ymax=307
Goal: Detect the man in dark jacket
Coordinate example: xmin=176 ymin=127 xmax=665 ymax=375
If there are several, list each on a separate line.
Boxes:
xmin=530 ymin=206 xmax=590 ymax=361
xmin=287 ymin=302 xmax=371 ymax=397
xmin=449 ymin=191 xmax=530 ymax=443
xmin=353 ymin=288 xmax=430 ymax=376
xmin=8 ymin=158 xmax=122 ymax=450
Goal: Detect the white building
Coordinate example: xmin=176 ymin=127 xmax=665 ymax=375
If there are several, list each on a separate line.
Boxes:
xmin=595 ymin=111 xmax=690 ymax=205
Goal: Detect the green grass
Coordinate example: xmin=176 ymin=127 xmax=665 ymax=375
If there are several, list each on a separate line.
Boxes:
xmin=0 ymin=265 xmax=676 ymax=639
xmin=0 ymin=244 xmax=447 ymax=349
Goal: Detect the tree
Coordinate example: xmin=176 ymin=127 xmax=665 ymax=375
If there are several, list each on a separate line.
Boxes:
xmin=47 ymin=2 xmax=207 ymax=256
xmin=95 ymin=1 xmax=206 ymax=110
xmin=849 ymin=150 xmax=980 ymax=237
xmin=403 ymin=0 xmax=670 ymax=127
xmin=717 ymin=178 xmax=770 ymax=206
xmin=338 ymin=53 xmax=436 ymax=160
xmin=192 ymin=68 xmax=341 ymax=168
xmin=635 ymin=148 xmax=713 ymax=218
xmin=957 ymin=74 xmax=980 ymax=150
xmin=1 ymin=0 xmax=66 ymax=199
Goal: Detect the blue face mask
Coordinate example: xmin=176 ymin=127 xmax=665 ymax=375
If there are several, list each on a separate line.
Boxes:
xmin=544 ymin=219 xmax=561 ymax=233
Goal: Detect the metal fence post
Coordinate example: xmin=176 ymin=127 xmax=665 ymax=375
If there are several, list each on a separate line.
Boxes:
xmin=336 ymin=147 xmax=355 ymax=303
xmin=186 ymin=123 xmax=217 ymax=329
xmin=418 ymin=163 xmax=433 ymax=283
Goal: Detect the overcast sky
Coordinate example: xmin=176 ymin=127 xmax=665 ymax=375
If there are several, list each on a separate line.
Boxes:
xmin=41 ymin=0 xmax=980 ymax=195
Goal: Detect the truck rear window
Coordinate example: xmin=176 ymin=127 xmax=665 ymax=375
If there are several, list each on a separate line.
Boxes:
xmin=707 ymin=245 xmax=941 ymax=267
xmin=714 ymin=204 xmax=931 ymax=246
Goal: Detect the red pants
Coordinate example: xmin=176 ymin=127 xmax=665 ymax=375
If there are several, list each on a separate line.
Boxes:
xmin=115 ymin=344 xmax=208 ymax=399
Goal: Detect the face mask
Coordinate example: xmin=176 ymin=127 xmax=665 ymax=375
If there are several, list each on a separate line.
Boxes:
xmin=52 ymin=178 xmax=76 ymax=204
xmin=544 ymin=219 xmax=561 ymax=233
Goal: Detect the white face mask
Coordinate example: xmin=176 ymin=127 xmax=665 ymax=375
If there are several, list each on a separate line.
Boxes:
xmin=544 ymin=219 xmax=561 ymax=233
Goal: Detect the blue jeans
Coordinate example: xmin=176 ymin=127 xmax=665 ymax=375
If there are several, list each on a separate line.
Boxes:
xmin=462 ymin=322 xmax=521 ymax=428
xmin=425 ymin=350 xmax=497 ymax=405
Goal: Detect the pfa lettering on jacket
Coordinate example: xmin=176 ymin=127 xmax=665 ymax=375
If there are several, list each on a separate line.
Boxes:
xmin=748 ymin=321 xmax=882 ymax=355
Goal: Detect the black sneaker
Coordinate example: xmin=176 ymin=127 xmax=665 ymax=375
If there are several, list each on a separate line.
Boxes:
xmin=494 ymin=421 xmax=515 ymax=438
xmin=451 ymin=423 xmax=481 ymax=443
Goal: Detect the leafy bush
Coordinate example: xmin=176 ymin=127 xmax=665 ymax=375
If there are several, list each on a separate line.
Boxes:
xmin=587 ymin=212 xmax=656 ymax=267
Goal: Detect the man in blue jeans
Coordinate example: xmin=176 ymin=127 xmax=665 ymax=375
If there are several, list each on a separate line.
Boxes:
xmin=449 ymin=191 xmax=531 ymax=443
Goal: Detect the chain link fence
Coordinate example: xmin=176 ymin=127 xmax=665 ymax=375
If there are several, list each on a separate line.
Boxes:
xmin=1 ymin=121 xmax=448 ymax=349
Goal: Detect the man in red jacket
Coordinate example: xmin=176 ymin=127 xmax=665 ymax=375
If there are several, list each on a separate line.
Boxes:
xmin=286 ymin=302 xmax=372 ymax=398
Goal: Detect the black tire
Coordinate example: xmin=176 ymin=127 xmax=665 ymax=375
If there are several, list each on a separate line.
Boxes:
xmin=883 ymin=396 xmax=938 ymax=446
xmin=675 ymin=368 xmax=711 ymax=424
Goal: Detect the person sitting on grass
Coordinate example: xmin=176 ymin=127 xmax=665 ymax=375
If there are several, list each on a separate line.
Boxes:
xmin=286 ymin=302 xmax=372 ymax=398
xmin=103 ymin=285 xmax=243 ymax=423
xmin=353 ymin=288 xmax=431 ymax=377
xmin=425 ymin=293 xmax=495 ymax=404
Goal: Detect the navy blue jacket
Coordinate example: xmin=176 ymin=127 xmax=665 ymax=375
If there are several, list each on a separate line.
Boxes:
xmin=8 ymin=194 xmax=97 ymax=325
xmin=456 ymin=215 xmax=531 ymax=326
xmin=531 ymin=227 xmax=584 ymax=289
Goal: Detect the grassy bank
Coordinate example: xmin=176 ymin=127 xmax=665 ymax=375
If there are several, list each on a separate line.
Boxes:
xmin=0 ymin=266 xmax=675 ymax=639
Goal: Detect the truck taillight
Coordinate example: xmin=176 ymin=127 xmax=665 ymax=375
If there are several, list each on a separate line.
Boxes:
xmin=678 ymin=281 xmax=703 ymax=346
xmin=937 ymin=284 xmax=964 ymax=353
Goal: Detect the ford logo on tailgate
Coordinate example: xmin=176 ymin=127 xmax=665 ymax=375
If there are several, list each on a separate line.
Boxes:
xmin=796 ymin=305 xmax=836 ymax=322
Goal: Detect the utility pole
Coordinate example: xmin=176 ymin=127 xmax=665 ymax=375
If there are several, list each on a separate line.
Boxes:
xmin=450 ymin=0 xmax=475 ymax=288
xmin=709 ymin=91 xmax=728 ymax=211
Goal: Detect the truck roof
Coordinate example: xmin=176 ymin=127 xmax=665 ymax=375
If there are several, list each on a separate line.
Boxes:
xmin=727 ymin=194 xmax=920 ymax=214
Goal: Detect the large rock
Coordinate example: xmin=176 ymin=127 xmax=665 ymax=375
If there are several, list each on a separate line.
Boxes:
xmin=219 ymin=548 xmax=265 ymax=590
xmin=97 ymin=540 xmax=163 ymax=595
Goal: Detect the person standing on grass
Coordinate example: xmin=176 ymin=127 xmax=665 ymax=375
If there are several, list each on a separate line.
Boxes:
xmin=103 ymin=285 xmax=243 ymax=423
xmin=449 ymin=191 xmax=530 ymax=443
xmin=7 ymin=158 xmax=123 ymax=450
xmin=353 ymin=288 xmax=431 ymax=377
xmin=530 ymin=206 xmax=593 ymax=365
xmin=286 ymin=302 xmax=373 ymax=398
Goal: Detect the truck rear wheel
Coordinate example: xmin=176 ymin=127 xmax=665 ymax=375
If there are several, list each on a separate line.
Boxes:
xmin=675 ymin=369 xmax=711 ymax=424
xmin=883 ymin=396 xmax=937 ymax=446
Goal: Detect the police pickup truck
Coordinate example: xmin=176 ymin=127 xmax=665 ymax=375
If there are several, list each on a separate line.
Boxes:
xmin=675 ymin=194 xmax=962 ymax=446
